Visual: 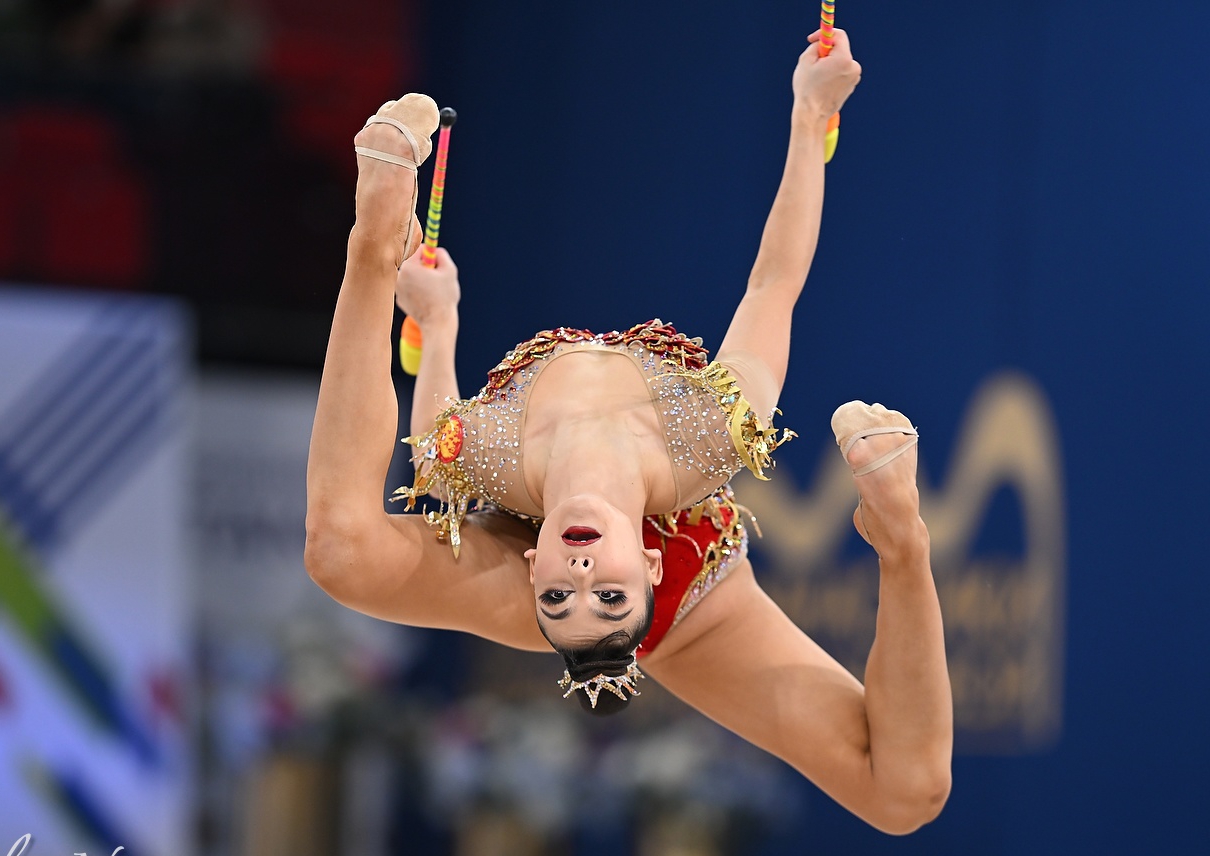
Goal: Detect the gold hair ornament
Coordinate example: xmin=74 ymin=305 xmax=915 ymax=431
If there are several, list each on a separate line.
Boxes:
xmin=558 ymin=659 xmax=645 ymax=708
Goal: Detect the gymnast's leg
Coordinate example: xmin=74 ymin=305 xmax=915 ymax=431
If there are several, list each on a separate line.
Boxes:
xmin=642 ymin=407 xmax=951 ymax=834
xmin=306 ymin=96 xmax=441 ymax=591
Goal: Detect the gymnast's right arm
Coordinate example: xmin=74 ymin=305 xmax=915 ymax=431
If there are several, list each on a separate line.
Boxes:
xmin=394 ymin=246 xmax=462 ymax=446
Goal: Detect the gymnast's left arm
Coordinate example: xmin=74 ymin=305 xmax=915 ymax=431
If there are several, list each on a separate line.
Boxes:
xmin=716 ymin=30 xmax=862 ymax=394
xmin=747 ymin=28 xmax=860 ymax=295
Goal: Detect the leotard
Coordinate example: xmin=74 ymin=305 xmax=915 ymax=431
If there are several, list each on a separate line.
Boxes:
xmin=639 ymin=486 xmax=750 ymax=658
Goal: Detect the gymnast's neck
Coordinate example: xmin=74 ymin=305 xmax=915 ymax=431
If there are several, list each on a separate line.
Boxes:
xmin=529 ymin=412 xmax=665 ymax=520
xmin=522 ymin=350 xmax=676 ymax=517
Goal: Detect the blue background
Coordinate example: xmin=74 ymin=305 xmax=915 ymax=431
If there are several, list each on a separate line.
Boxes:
xmin=409 ymin=1 xmax=1210 ymax=851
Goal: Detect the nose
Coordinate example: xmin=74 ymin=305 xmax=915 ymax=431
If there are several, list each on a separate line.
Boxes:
xmin=568 ymin=555 xmax=593 ymax=573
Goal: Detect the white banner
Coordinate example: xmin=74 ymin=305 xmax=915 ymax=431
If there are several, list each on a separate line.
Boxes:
xmin=0 ymin=288 xmax=192 ymax=856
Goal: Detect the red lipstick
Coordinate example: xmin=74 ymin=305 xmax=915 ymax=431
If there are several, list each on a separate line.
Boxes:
xmin=562 ymin=526 xmax=601 ymax=546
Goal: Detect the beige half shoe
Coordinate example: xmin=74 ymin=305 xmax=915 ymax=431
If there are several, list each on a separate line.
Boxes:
xmin=354 ymin=96 xmax=438 ymax=258
xmin=830 ymin=400 xmax=919 ymax=475
xmin=831 ymin=400 xmax=919 ymax=550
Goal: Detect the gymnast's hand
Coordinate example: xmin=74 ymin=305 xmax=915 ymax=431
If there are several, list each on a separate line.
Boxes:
xmin=795 ymin=28 xmax=862 ymax=122
xmin=395 ymin=246 xmax=461 ymax=329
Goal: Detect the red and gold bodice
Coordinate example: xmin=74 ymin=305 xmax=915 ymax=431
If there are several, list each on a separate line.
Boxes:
xmin=394 ymin=320 xmax=791 ymax=556
xmin=639 ymin=486 xmax=751 ymax=657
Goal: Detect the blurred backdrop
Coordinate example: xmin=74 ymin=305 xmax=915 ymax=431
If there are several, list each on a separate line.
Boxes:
xmin=1 ymin=1 xmax=1207 ymax=854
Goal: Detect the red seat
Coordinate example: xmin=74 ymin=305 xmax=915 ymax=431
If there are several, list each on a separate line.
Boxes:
xmin=3 ymin=106 xmax=148 ymax=288
xmin=35 ymin=166 xmax=148 ymax=287
xmin=0 ymin=118 xmax=18 ymax=274
xmin=260 ymin=0 xmax=417 ymax=176
xmin=266 ymin=35 xmax=403 ymax=177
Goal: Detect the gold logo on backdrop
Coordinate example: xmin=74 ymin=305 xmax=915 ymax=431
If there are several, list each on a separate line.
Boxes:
xmin=740 ymin=372 xmax=1065 ymax=753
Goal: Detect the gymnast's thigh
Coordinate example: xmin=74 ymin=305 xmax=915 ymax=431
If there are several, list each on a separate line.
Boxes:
xmin=642 ymin=561 xmax=872 ymax=792
xmin=319 ymin=509 xmax=548 ymax=652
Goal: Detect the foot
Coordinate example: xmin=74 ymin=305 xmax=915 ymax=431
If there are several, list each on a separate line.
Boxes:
xmin=353 ymin=94 xmax=440 ymax=265
xmin=831 ymin=401 xmax=928 ymax=560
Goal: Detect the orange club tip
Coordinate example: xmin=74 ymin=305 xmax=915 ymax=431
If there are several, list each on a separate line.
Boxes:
xmin=402 ymin=315 xmax=423 ymax=347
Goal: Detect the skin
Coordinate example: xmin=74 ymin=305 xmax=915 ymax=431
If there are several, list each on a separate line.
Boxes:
xmin=306 ymin=29 xmax=952 ymax=834
xmin=524 ymin=494 xmax=662 ymax=648
xmin=518 ymin=351 xmax=669 ymax=648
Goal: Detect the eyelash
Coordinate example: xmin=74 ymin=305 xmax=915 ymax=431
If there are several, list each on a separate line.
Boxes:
xmin=540 ymin=590 xmax=627 ymax=605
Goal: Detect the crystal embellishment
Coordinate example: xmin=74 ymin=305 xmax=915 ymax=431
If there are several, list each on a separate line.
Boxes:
xmin=392 ymin=320 xmax=793 ymax=557
xmin=558 ymin=659 xmax=644 ymax=708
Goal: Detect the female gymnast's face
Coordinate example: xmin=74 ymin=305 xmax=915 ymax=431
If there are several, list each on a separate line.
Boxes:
xmin=526 ymin=495 xmax=663 ymax=648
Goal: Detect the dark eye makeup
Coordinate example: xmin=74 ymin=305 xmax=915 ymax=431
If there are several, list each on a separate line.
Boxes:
xmin=540 ymin=590 xmax=627 ymax=606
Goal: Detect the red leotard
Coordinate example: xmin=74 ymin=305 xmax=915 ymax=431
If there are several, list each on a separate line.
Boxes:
xmin=638 ymin=488 xmax=749 ymax=658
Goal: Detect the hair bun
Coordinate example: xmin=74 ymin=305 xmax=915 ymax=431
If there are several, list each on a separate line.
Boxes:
xmin=569 ymin=657 xmax=637 ymax=715
xmin=558 ymin=658 xmax=644 ymax=713
xmin=546 ymin=589 xmax=656 ymax=716
xmin=567 ymin=657 xmax=634 ymax=683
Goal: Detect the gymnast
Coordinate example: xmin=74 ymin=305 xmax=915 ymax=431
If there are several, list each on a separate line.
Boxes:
xmin=305 ymin=29 xmax=952 ymax=834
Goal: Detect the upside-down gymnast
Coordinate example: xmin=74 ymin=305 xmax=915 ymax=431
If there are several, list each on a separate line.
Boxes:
xmin=305 ymin=29 xmax=952 ymax=834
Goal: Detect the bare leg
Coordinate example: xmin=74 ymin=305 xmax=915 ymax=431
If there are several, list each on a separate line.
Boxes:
xmin=306 ymin=95 xmax=438 ymax=578
xmin=838 ymin=403 xmax=952 ymax=828
xmin=644 ymin=401 xmax=951 ymax=834
xmin=304 ymin=96 xmax=547 ymax=650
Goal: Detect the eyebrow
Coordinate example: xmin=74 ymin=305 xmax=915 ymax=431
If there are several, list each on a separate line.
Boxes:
xmin=540 ymin=605 xmax=634 ymax=623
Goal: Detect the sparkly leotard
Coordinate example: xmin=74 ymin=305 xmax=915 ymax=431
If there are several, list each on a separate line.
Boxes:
xmin=639 ymin=486 xmax=750 ymax=658
xmin=395 ymin=320 xmax=792 ymax=557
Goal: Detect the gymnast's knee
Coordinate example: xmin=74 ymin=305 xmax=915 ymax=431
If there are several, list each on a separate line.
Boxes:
xmin=869 ymin=769 xmax=952 ymax=835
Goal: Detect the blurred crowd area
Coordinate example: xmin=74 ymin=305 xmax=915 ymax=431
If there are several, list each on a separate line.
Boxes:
xmin=0 ymin=0 xmax=420 ymax=367
xmin=205 ymin=628 xmax=802 ymax=856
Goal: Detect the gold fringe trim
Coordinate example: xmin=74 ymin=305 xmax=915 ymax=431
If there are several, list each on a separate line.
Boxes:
xmin=667 ymin=487 xmax=752 ymax=630
xmin=662 ymin=361 xmax=796 ymax=480
xmin=390 ymin=402 xmax=477 ymax=558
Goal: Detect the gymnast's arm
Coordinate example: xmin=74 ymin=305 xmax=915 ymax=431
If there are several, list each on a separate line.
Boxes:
xmin=717 ymin=29 xmax=861 ymax=396
xmin=394 ymin=246 xmax=462 ymax=445
xmin=747 ymin=29 xmax=859 ymax=297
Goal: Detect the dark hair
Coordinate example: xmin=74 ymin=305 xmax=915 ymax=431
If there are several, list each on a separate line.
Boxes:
xmin=538 ymin=587 xmax=655 ymax=716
